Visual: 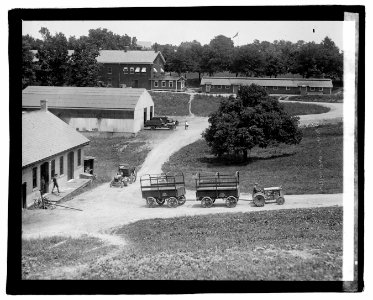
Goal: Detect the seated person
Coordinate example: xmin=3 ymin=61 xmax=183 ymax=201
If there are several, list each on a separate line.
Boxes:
xmin=252 ymin=183 xmax=261 ymax=195
xmin=115 ymin=172 xmax=123 ymax=181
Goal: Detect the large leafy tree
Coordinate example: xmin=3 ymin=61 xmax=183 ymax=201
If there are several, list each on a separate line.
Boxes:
xmin=208 ymin=35 xmax=234 ymax=72
xmin=203 ymin=84 xmax=302 ymax=161
xmin=67 ymin=40 xmax=100 ymax=87
xmin=22 ymin=36 xmax=37 ymax=89
xmin=231 ymin=44 xmax=265 ymax=77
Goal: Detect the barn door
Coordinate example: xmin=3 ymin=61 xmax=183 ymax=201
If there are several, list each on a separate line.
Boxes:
xmin=68 ymin=151 xmax=74 ymax=180
xmin=144 ymin=107 xmax=148 ymax=124
xmin=22 ymin=182 xmax=27 ymax=209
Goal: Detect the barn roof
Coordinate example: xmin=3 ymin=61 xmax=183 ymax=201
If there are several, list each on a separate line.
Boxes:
xmin=22 ymin=86 xmax=151 ymax=110
xmin=22 ymin=110 xmax=90 ymax=168
xmin=96 ymin=50 xmax=165 ymax=64
xmin=200 ymin=77 xmax=333 ymax=88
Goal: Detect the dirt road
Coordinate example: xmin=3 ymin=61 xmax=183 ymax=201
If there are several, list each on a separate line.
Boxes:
xmin=22 ymin=100 xmax=343 ymax=243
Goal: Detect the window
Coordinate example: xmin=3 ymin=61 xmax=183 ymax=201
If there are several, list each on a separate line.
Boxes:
xmin=225 ymin=85 xmax=230 ymax=89
xmin=161 ymin=81 xmax=166 ymax=87
xmin=130 ymin=67 xmax=134 ymax=74
xmin=141 ymin=67 xmax=147 ymax=73
xmin=273 ymin=86 xmax=278 ymax=90
xmin=169 ymin=81 xmax=173 ymax=88
xmin=154 ymin=81 xmax=158 ymax=87
xmin=60 ymin=156 xmax=64 ymax=175
xmin=160 ymin=68 xmax=165 ymax=73
xmin=107 ymin=78 xmax=112 ymax=86
xmin=32 ymin=167 xmax=37 ymax=188
xmin=310 ymin=87 xmax=315 ymax=91
xmin=135 ymin=67 xmax=140 ymax=73
xmin=107 ymin=67 xmax=112 ymax=74
xmin=123 ymin=67 xmax=128 ymax=74
xmin=77 ymin=149 xmax=81 ymax=166
xmin=153 ymin=68 xmax=158 ymax=73
xmin=51 ymin=160 xmax=55 ymax=177
xmin=286 ymin=86 xmax=290 ymax=90
xmin=319 ymin=87 xmax=323 ymax=91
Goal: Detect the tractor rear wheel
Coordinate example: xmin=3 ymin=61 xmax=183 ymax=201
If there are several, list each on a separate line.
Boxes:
xmin=178 ymin=195 xmax=186 ymax=206
xmin=167 ymin=197 xmax=178 ymax=208
xmin=226 ymin=196 xmax=238 ymax=208
xmin=156 ymin=198 xmax=165 ymax=206
xmin=146 ymin=197 xmax=156 ymax=208
xmin=201 ymin=197 xmax=213 ymax=208
xmin=276 ymin=196 xmax=285 ymax=205
xmin=253 ymin=195 xmax=265 ymax=207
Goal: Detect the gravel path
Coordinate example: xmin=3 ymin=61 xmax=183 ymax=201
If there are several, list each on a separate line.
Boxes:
xmin=22 ymin=98 xmax=344 ymax=245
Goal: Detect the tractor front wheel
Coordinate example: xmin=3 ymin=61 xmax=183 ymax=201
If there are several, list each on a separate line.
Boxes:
xmin=146 ymin=197 xmax=156 ymax=208
xmin=178 ymin=195 xmax=186 ymax=206
xmin=276 ymin=196 xmax=285 ymax=205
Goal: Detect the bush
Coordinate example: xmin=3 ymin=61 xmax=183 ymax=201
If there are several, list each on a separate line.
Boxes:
xmin=288 ymin=94 xmax=343 ymax=103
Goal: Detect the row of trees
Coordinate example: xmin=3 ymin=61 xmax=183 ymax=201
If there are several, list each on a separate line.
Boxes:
xmin=22 ymin=27 xmax=343 ymax=89
xmin=154 ymin=35 xmax=343 ymax=80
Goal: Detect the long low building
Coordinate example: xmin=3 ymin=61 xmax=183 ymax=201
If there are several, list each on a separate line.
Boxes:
xmin=22 ymin=86 xmax=155 ymax=134
xmin=200 ymin=77 xmax=333 ymax=95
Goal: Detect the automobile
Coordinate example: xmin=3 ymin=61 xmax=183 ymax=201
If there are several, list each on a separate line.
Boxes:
xmin=109 ymin=163 xmax=137 ymax=188
xmin=144 ymin=116 xmax=177 ymax=130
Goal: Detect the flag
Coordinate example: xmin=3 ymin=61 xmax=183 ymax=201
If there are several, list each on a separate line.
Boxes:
xmin=232 ymin=32 xmax=239 ymax=38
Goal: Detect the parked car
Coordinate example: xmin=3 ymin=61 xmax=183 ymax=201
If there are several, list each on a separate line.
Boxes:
xmin=144 ymin=116 xmax=177 ymax=130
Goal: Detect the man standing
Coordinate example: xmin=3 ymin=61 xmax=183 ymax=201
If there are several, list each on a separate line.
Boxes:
xmin=51 ymin=173 xmax=60 ymax=194
xmin=185 ymin=120 xmax=189 ymax=130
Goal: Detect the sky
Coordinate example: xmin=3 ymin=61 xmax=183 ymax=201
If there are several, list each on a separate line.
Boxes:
xmin=22 ymin=20 xmax=344 ymax=50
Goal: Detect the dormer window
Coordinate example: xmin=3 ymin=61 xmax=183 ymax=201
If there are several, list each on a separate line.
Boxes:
xmin=141 ymin=67 xmax=147 ymax=73
xmin=135 ymin=67 xmax=140 ymax=73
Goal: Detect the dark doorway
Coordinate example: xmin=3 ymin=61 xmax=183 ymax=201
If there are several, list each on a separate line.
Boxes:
xmin=40 ymin=162 xmax=49 ymax=194
xmin=206 ymin=84 xmax=211 ymax=93
xmin=132 ymin=80 xmax=139 ymax=88
xmin=150 ymin=106 xmax=153 ymax=120
xmin=22 ymin=182 xmax=27 ymax=209
xmin=68 ymin=151 xmax=74 ymax=180
xmin=144 ymin=107 xmax=147 ymax=124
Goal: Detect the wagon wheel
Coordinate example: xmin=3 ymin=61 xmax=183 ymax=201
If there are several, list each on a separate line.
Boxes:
xmin=226 ymin=196 xmax=238 ymax=208
xmin=253 ymin=194 xmax=265 ymax=207
xmin=177 ymin=195 xmax=186 ymax=206
xmin=201 ymin=197 xmax=213 ymax=208
xmin=276 ymin=196 xmax=285 ymax=205
xmin=156 ymin=198 xmax=165 ymax=206
xmin=167 ymin=197 xmax=178 ymax=208
xmin=146 ymin=197 xmax=157 ymax=208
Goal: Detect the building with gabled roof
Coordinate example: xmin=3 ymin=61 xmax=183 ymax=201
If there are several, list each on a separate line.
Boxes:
xmin=22 ymin=86 xmax=155 ymax=134
xmin=200 ymin=77 xmax=333 ymax=95
xmin=22 ymin=101 xmax=90 ymax=208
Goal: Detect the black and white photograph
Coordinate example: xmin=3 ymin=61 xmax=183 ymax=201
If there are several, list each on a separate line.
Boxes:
xmin=4 ymin=1 xmax=366 ymax=295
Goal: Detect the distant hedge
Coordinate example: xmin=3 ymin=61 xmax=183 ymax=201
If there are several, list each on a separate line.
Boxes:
xmin=288 ymin=94 xmax=343 ymax=103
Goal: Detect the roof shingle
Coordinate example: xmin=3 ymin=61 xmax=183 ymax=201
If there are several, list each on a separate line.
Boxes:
xmin=22 ymin=110 xmax=90 ymax=168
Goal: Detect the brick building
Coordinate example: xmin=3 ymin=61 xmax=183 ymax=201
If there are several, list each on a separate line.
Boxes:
xmin=200 ymin=77 xmax=333 ymax=95
xmin=97 ymin=50 xmax=185 ymax=91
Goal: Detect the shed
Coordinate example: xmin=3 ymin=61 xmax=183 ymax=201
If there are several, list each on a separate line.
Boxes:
xmin=22 ymin=86 xmax=155 ymax=134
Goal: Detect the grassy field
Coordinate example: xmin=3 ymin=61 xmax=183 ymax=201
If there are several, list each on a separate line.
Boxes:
xmin=191 ymin=94 xmax=330 ymax=117
xmin=163 ymin=123 xmax=343 ymax=194
xmin=288 ymin=94 xmax=343 ymax=103
xmin=22 ymin=207 xmax=342 ymax=280
xmin=149 ymin=91 xmax=190 ymax=116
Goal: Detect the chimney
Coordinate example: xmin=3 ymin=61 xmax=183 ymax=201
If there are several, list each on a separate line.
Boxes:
xmin=40 ymin=100 xmax=48 ymax=112
xmin=124 ymin=46 xmax=129 ymax=52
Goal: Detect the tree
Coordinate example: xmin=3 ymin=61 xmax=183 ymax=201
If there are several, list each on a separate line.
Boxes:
xmin=230 ymin=44 xmax=265 ymax=77
xmin=208 ymin=35 xmax=234 ymax=72
xmin=202 ymin=84 xmax=302 ymax=161
xmin=67 ymin=40 xmax=100 ymax=87
xmin=22 ymin=37 xmax=36 ymax=88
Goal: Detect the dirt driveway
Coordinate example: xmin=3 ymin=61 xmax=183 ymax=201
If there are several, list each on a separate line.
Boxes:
xmin=22 ymin=101 xmax=343 ymax=244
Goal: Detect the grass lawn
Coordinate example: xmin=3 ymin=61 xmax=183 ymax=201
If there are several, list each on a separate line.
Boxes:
xmin=23 ymin=207 xmax=342 ymax=280
xmin=149 ymin=91 xmax=190 ymax=116
xmin=288 ymin=94 xmax=343 ymax=103
xmin=191 ymin=94 xmax=330 ymax=117
xmin=163 ymin=123 xmax=343 ymax=194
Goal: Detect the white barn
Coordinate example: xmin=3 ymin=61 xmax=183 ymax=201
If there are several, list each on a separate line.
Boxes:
xmin=22 ymin=86 xmax=155 ymax=134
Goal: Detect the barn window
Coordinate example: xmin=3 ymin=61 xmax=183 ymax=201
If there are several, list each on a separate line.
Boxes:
xmin=319 ymin=87 xmax=323 ymax=91
xmin=286 ymin=86 xmax=290 ymax=90
xmin=141 ymin=67 xmax=147 ymax=73
xmin=169 ymin=81 xmax=173 ymax=87
xmin=135 ymin=67 xmax=140 ymax=73
xmin=123 ymin=67 xmax=128 ymax=74
xmin=32 ymin=167 xmax=37 ymax=188
xmin=154 ymin=81 xmax=158 ymax=87
xmin=60 ymin=156 xmax=64 ymax=175
xmin=51 ymin=160 xmax=55 ymax=177
xmin=273 ymin=86 xmax=278 ymax=90
xmin=130 ymin=67 xmax=134 ymax=74
xmin=77 ymin=149 xmax=82 ymax=166
xmin=310 ymin=87 xmax=315 ymax=91
xmin=107 ymin=67 xmax=112 ymax=74
xmin=162 ymin=81 xmax=166 ymax=87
